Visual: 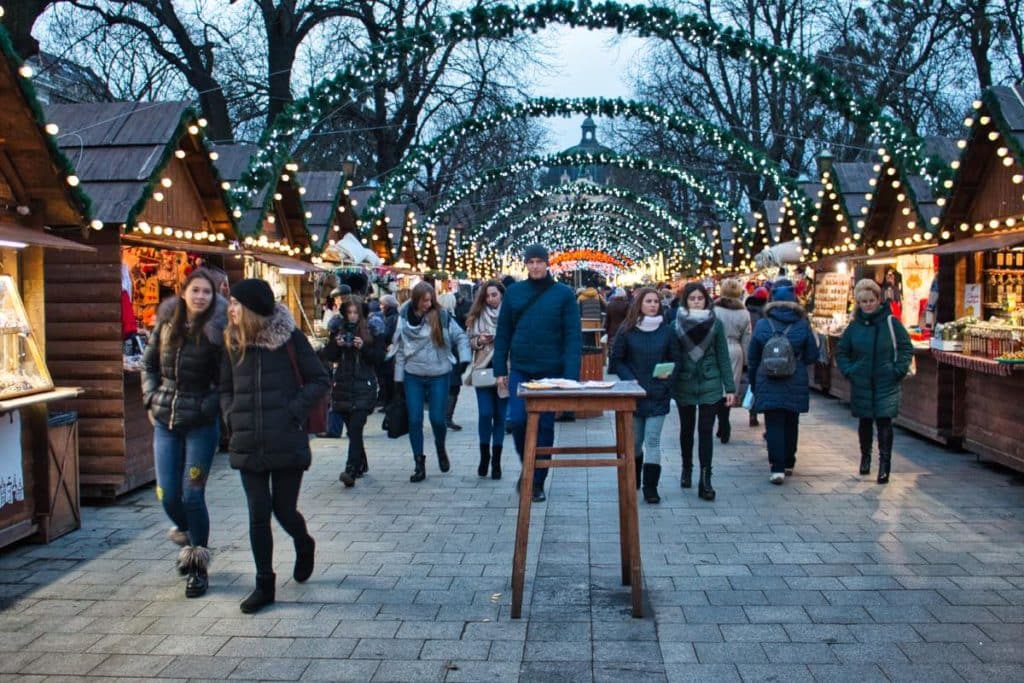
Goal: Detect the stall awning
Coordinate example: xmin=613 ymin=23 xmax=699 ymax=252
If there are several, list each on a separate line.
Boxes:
xmin=920 ymin=231 xmax=1024 ymax=255
xmin=0 ymin=222 xmax=96 ymax=252
xmin=248 ymin=251 xmax=322 ymax=273
xmin=121 ymin=234 xmax=242 ymax=257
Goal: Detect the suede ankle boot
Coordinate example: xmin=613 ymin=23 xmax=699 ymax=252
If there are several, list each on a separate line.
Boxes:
xmin=240 ymin=573 xmax=275 ymax=614
xmin=294 ymin=536 xmax=315 ymax=583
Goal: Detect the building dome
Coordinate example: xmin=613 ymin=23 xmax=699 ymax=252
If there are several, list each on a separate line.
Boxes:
xmin=544 ymin=117 xmax=618 ymax=187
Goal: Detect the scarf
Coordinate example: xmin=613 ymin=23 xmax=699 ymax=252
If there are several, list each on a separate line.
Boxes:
xmin=637 ymin=315 xmax=663 ymax=332
xmin=469 ymin=305 xmax=500 ymax=369
xmin=675 ymin=308 xmax=716 ymax=363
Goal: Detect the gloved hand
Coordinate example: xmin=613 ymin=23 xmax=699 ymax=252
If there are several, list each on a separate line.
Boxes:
xmin=456 ymin=361 xmax=469 ymax=376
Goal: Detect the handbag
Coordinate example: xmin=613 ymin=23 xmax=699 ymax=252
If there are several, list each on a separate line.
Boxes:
xmin=470 ymin=368 xmax=496 ymax=388
xmin=385 ymin=394 xmax=409 ymax=439
xmin=741 ymin=385 xmax=754 ymax=410
xmin=887 ymin=315 xmax=917 ymax=378
xmin=285 ymin=340 xmax=329 ymax=435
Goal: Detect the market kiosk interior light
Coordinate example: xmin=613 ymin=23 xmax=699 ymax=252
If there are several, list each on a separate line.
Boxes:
xmin=0 ymin=240 xmax=29 ymax=250
xmin=836 ymin=261 xmax=848 ymax=275
xmin=278 ymin=268 xmax=305 ymax=276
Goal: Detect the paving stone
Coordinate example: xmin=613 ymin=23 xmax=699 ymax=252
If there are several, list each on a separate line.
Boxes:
xmin=419 ymin=638 xmax=491 ymax=660
xmin=953 ymin=663 xmax=1024 ymax=682
xmin=87 ymin=654 xmax=175 ymax=677
xmin=519 ymin=660 xmax=593 ymax=683
xmin=806 ymin=664 xmax=889 ymax=683
xmin=351 ymin=637 xmax=424 ymax=659
xmin=693 ymin=642 xmax=767 ymax=663
xmin=159 ymin=655 xmax=241 ymax=678
xmin=229 ymin=656 xmax=311 ymax=680
xmin=444 ymin=661 xmax=520 ymax=682
xmin=735 ymin=663 xmax=814 ymax=682
xmin=523 ymin=640 xmax=592 ymax=661
xmin=879 ymin=663 xmax=968 ymax=682
xmin=663 ymin=663 xmax=739 ymax=682
xmin=719 ymin=624 xmax=788 ymax=642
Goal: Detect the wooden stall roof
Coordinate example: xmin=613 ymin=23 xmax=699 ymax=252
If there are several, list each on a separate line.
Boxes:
xmin=213 ymin=143 xmax=310 ymax=254
xmin=296 ymin=170 xmax=357 ymax=251
xmin=44 ymin=101 xmax=235 ymax=238
xmin=391 ymin=204 xmax=417 ymax=269
xmin=940 ymin=85 xmax=1024 ymax=235
xmin=807 ymin=163 xmax=875 ymax=260
xmin=0 ymin=26 xmax=89 ymax=228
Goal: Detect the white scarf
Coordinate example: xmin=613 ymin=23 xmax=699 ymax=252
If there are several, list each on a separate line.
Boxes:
xmin=637 ymin=315 xmax=663 ymax=332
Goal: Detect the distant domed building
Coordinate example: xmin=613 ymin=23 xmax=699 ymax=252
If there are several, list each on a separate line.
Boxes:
xmin=543 ymin=117 xmax=619 ymax=187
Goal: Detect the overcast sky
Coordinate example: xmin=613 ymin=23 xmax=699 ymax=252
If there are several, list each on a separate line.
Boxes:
xmin=531 ymin=27 xmax=650 ymax=152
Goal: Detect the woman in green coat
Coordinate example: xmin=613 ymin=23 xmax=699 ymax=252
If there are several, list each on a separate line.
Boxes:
xmin=836 ymin=278 xmax=914 ymax=484
xmin=671 ymin=282 xmax=736 ymax=501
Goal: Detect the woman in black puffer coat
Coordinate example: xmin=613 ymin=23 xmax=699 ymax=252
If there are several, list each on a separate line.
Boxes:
xmin=220 ymin=279 xmax=329 ymax=615
xmin=142 ymin=269 xmax=226 ymax=599
xmin=320 ymin=300 xmax=385 ymax=487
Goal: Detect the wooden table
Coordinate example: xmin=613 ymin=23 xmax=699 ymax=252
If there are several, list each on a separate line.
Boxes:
xmin=511 ymin=380 xmax=647 ymax=618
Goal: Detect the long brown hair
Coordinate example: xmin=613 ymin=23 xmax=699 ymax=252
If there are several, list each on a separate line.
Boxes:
xmin=621 ymin=287 xmax=660 ymax=331
xmin=166 ymin=269 xmax=218 ymax=348
xmin=465 ymin=279 xmax=504 ymax=332
xmin=224 ymin=303 xmax=268 ymax=363
xmin=410 ymin=281 xmax=445 ymax=347
xmin=338 ymin=300 xmax=371 ymax=343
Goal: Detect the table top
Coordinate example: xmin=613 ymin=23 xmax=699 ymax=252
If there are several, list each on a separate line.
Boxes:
xmin=517 ymin=379 xmax=646 ymax=399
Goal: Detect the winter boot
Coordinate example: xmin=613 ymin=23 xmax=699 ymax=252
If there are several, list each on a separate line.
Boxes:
xmin=410 ymin=455 xmax=426 ymax=482
xmin=490 ymin=445 xmax=503 ymax=480
xmin=240 ymin=573 xmax=275 ymax=614
xmin=642 ymin=463 xmax=662 ymax=504
xmin=718 ymin=405 xmax=731 ymax=444
xmin=877 ymin=453 xmax=891 ymax=484
xmin=858 ymin=418 xmax=873 ymax=475
xmin=167 ymin=526 xmax=189 ymax=547
xmin=176 ymin=545 xmax=192 ymax=576
xmin=356 ymin=449 xmax=368 ymax=477
xmin=339 ymin=466 xmax=356 ymax=487
xmin=184 ymin=546 xmax=210 ymax=598
xmin=436 ymin=445 xmax=451 ymax=473
xmin=635 ymin=452 xmax=643 ymax=490
xmin=478 ymin=444 xmax=490 ymax=477
xmin=680 ymin=453 xmax=693 ymax=489
xmin=748 ymin=411 xmax=759 ymax=427
xmin=698 ymin=466 xmax=716 ymax=501
xmin=445 ymin=394 xmax=462 ymax=430
xmin=294 ymin=536 xmax=315 ymax=583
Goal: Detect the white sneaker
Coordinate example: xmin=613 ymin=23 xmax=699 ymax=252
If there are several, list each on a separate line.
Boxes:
xmin=167 ymin=526 xmax=189 ymax=546
xmin=769 ymin=473 xmax=785 ymax=485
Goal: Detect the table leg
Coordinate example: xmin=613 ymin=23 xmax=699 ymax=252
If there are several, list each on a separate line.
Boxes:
xmin=614 ymin=410 xmax=631 ymax=586
xmin=511 ymin=411 xmax=540 ymax=619
xmin=619 ymin=410 xmax=644 ymax=617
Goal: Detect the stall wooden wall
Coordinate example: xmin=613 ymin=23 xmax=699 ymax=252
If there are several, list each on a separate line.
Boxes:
xmin=44 ymin=228 xmax=133 ymax=499
xmin=300 ymin=277 xmax=317 ymax=333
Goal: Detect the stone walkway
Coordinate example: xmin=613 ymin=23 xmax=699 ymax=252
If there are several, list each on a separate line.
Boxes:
xmin=1 ymin=391 xmax=1023 ymax=682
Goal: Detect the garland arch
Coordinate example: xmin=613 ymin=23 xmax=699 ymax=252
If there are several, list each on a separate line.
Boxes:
xmin=234 ymin=0 xmax=950 ymax=214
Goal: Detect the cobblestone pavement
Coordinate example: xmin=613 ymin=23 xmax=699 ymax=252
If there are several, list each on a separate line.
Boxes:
xmin=2 ymin=391 xmax=1023 ymax=682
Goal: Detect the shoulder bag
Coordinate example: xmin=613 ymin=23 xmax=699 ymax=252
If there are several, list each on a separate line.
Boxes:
xmin=285 ymin=340 xmax=330 ymax=435
xmin=887 ymin=315 xmax=916 ymax=378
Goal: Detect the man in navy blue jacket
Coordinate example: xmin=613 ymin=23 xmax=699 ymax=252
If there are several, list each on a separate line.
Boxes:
xmin=494 ymin=244 xmax=582 ymax=502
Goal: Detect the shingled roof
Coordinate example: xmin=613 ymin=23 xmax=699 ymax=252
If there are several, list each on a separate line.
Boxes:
xmin=297 ymin=171 xmax=357 ymax=249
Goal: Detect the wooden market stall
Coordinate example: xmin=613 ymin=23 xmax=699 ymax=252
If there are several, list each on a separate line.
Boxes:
xmin=927 ymin=85 xmax=1024 ymax=472
xmin=213 ymin=144 xmax=320 ymax=334
xmin=0 ymin=27 xmax=94 ymax=547
xmin=855 ymin=137 xmax=960 ymax=444
xmin=43 ymin=101 xmax=239 ymax=500
xmin=298 ymin=170 xmax=359 ymax=327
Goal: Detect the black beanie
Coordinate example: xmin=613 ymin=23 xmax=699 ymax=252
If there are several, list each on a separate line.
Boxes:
xmin=231 ymin=278 xmax=275 ymax=317
xmin=523 ymin=244 xmax=549 ymax=263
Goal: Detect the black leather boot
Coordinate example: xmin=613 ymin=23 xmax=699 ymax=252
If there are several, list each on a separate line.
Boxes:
xmin=634 ymin=451 xmax=643 ymax=490
xmin=642 ymin=464 xmax=661 ymax=504
xmin=436 ymin=445 xmax=450 ymax=473
xmin=718 ymin=405 xmax=731 ymax=444
xmin=877 ymin=453 xmax=891 ymax=484
xmin=858 ymin=418 xmax=873 ymax=475
xmin=445 ymin=394 xmax=462 ymax=430
xmin=184 ymin=546 xmax=210 ymax=598
xmin=490 ymin=445 xmax=503 ymax=480
xmin=698 ymin=466 xmax=716 ymax=501
xmin=339 ymin=466 xmax=356 ymax=487
xmin=294 ymin=536 xmax=315 ymax=583
xmin=410 ymin=455 xmax=426 ymax=482
xmin=478 ymin=444 xmax=490 ymax=477
xmin=680 ymin=453 xmax=693 ymax=489
xmin=240 ymin=572 xmax=275 ymax=614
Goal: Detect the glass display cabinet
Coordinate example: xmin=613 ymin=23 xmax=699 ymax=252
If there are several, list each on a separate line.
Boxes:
xmin=0 ymin=274 xmax=53 ymax=400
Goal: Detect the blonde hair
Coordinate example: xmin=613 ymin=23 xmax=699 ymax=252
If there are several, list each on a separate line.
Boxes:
xmin=396 ymin=288 xmax=411 ymax=304
xmin=224 ymin=304 xmax=268 ymax=363
xmin=719 ymin=278 xmax=744 ymax=300
xmin=853 ymin=278 xmax=882 ymax=300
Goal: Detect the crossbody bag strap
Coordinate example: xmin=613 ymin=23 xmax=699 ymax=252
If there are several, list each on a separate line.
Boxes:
xmin=284 ymin=338 xmax=305 ymax=388
xmin=512 ymin=279 xmax=555 ymax=329
xmin=887 ymin=315 xmax=898 ymax=363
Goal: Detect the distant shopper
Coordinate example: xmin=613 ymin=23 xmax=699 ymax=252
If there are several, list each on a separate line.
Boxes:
xmin=744 ymin=286 xmax=770 ymax=427
xmin=835 ymin=278 xmax=913 ymax=484
xmin=465 ymin=279 xmax=506 ymax=479
xmin=321 ymin=300 xmax=385 ymax=486
xmin=747 ymin=280 xmax=819 ymax=485
xmin=221 ymin=279 xmax=329 ymax=613
xmin=610 ymin=287 xmax=673 ymax=504
xmin=578 ymin=287 xmax=603 ymax=321
xmin=143 ymin=269 xmax=226 ymax=599
xmin=670 ymin=282 xmax=736 ymax=501
xmin=393 ymin=282 xmax=471 ymax=482
xmin=494 ymin=244 xmax=582 ymax=503
xmin=714 ymin=279 xmax=752 ymax=444
xmin=605 ymin=287 xmax=630 ymax=352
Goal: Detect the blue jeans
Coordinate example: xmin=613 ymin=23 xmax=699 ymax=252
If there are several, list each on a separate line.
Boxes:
xmin=634 ymin=414 xmax=666 ymax=465
xmin=153 ymin=419 xmax=219 ymax=547
xmin=326 ymin=409 xmax=344 ymax=437
xmin=764 ymin=409 xmax=800 ymax=473
xmin=476 ymin=387 xmax=508 ymax=448
xmin=508 ymin=369 xmax=555 ymax=487
xmin=403 ymin=373 xmax=448 ymax=457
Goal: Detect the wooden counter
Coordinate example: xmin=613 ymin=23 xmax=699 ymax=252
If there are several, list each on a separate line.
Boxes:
xmin=894 ymin=348 xmax=963 ymax=447
xmin=959 ymin=358 xmax=1024 ymax=473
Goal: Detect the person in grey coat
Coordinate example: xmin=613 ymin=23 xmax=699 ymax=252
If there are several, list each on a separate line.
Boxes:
xmin=714 ymin=279 xmax=752 ymax=443
xmin=393 ymin=281 xmax=471 ymax=482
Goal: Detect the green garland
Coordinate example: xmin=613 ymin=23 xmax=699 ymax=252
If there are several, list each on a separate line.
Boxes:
xmin=233 ymin=0 xmax=951 ymax=211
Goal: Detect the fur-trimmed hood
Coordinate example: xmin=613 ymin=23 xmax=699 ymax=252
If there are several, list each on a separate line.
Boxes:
xmin=251 ymin=303 xmax=296 ymax=350
xmin=157 ymin=294 xmax=228 ymax=346
xmin=714 ymin=296 xmax=745 ymax=311
xmin=764 ymin=300 xmax=808 ymax=321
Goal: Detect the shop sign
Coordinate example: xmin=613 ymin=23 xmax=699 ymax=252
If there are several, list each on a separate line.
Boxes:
xmin=0 ymin=412 xmax=25 ymax=512
xmin=964 ymin=283 xmax=982 ymax=318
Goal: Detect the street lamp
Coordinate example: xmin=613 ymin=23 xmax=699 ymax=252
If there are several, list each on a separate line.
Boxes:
xmin=816 ymin=150 xmax=834 ymax=178
xmin=341 ymin=155 xmax=359 ymax=180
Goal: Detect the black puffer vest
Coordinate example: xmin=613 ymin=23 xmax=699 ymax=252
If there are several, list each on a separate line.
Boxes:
xmin=142 ymin=296 xmax=227 ymax=430
xmin=219 ymin=304 xmax=329 ymax=472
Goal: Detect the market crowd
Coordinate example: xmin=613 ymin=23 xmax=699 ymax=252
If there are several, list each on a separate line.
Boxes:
xmin=141 ymin=243 xmax=913 ymax=614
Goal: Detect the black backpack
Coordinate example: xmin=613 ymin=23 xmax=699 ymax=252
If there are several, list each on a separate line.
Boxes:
xmin=762 ymin=322 xmax=796 ymax=378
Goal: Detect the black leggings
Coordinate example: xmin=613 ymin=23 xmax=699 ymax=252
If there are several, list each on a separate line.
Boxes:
xmin=678 ymin=401 xmax=720 ymax=470
xmin=858 ymin=417 xmax=893 ymax=456
xmin=340 ymin=410 xmax=369 ymax=469
xmin=240 ymin=469 xmax=310 ymax=576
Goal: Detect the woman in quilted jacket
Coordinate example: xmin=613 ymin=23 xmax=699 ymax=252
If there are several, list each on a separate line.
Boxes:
xmin=142 ymin=269 xmax=226 ymax=599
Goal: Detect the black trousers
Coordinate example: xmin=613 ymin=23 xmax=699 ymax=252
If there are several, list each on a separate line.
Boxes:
xmin=858 ymin=417 xmax=894 ymax=456
xmin=239 ymin=469 xmax=310 ymax=576
xmin=340 ymin=409 xmax=369 ymax=469
xmin=678 ymin=401 xmax=720 ymax=470
xmin=764 ymin=409 xmax=800 ymax=473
